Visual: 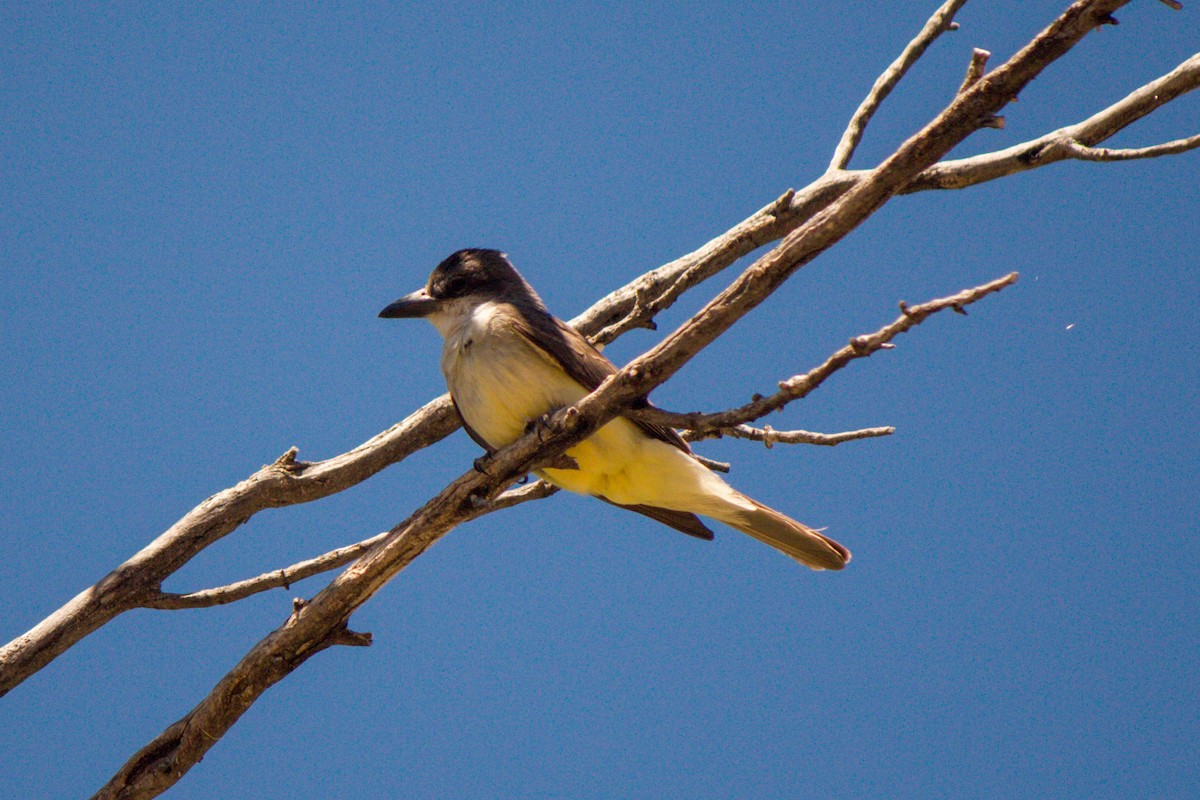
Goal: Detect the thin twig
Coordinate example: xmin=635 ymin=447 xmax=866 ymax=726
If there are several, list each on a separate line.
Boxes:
xmin=692 ymin=454 xmax=732 ymax=473
xmin=144 ymin=480 xmax=560 ymax=610
xmin=145 ymin=534 xmax=390 ymax=610
xmin=958 ymin=48 xmax=992 ymax=94
xmin=635 ymin=273 xmax=1018 ymax=434
xmin=685 ymin=424 xmax=896 ymax=447
xmin=828 ymin=0 xmax=970 ymax=171
xmin=1053 ymin=133 xmax=1200 ymax=161
xmin=489 ymin=479 xmax=560 ymax=509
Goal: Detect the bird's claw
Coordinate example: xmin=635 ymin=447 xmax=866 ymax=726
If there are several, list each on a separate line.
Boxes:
xmin=524 ymin=413 xmax=556 ymax=442
xmin=521 ymin=413 xmax=579 ymax=470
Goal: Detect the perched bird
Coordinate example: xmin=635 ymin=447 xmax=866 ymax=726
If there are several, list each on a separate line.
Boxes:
xmin=380 ymin=249 xmax=850 ymax=570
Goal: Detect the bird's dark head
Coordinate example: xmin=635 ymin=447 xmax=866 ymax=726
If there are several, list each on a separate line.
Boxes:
xmin=379 ymin=249 xmax=544 ymax=320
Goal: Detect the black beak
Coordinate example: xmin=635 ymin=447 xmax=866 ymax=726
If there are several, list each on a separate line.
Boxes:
xmin=379 ymin=289 xmax=440 ymax=318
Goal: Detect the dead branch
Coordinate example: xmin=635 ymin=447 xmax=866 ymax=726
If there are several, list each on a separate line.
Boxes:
xmin=142 ymin=481 xmax=559 ymax=611
xmin=1049 ymin=133 xmax=1200 ymax=161
xmin=636 ymin=273 xmax=1019 ymax=434
xmin=0 ymin=396 xmax=462 ymax=697
xmin=576 ymin=51 xmax=1199 ymax=345
xmin=907 ymin=52 xmax=1200 ymax=191
xmin=685 ymin=425 xmax=896 ymax=447
xmin=144 ymin=534 xmax=390 ymax=611
xmin=829 ymin=0 xmax=970 ymax=171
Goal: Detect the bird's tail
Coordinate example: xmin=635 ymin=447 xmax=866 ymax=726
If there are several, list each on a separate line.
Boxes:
xmin=706 ymin=493 xmax=851 ymax=571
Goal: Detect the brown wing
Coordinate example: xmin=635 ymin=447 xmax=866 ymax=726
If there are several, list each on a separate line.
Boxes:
xmin=597 ymin=496 xmax=715 ymax=540
xmin=511 ymin=305 xmax=693 ymax=454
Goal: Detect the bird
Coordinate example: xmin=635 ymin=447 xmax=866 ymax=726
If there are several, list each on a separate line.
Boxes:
xmin=379 ymin=248 xmax=850 ymax=570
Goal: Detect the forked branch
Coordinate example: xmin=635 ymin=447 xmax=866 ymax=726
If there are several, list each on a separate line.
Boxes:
xmin=829 ymin=0 xmax=971 ymax=170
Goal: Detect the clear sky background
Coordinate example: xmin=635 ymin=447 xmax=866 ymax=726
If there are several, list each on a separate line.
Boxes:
xmin=2 ymin=2 xmax=1198 ymax=798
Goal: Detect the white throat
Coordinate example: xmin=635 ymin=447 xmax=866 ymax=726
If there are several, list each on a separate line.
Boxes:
xmin=424 ymin=296 xmax=484 ymax=341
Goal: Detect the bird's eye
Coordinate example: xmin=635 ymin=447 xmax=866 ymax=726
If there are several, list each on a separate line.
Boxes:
xmin=442 ymin=276 xmax=468 ymax=297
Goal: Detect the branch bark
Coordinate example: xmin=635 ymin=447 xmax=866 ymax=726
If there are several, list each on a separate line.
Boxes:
xmin=906 ymin=52 xmax=1200 ymax=191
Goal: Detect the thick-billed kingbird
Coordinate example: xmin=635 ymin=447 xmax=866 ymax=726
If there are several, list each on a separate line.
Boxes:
xmin=380 ymin=249 xmax=850 ymax=570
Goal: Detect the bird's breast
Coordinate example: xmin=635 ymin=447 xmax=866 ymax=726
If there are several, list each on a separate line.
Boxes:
xmin=442 ymin=321 xmax=586 ymax=450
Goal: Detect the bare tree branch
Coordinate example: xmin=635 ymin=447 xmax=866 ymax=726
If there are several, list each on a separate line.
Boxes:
xmin=636 ymin=273 xmax=1019 ymax=434
xmin=691 ymin=454 xmax=733 ymax=473
xmin=907 ymin=52 xmax=1200 ymax=191
xmin=582 ymin=2 xmax=1129 ymax=422
xmin=829 ymin=0 xmax=970 ymax=171
xmin=1051 ymin=133 xmax=1200 ymax=161
xmin=0 ymin=397 xmax=462 ymax=697
xmin=142 ymin=481 xmax=560 ymax=611
xmin=576 ymin=51 xmax=1199 ymax=344
xmin=685 ymin=424 xmax=896 ymax=447
xmin=144 ymin=535 xmax=390 ymax=611
xmin=92 ymin=3 xmax=1142 ymax=795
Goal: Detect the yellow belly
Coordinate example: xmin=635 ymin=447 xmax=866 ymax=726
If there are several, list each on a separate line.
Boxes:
xmin=540 ymin=417 xmax=704 ymax=507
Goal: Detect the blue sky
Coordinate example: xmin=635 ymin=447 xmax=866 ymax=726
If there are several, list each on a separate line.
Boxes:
xmin=2 ymin=2 xmax=1197 ymax=798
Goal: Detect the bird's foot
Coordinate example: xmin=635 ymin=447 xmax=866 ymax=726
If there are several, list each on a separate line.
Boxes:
xmin=524 ymin=413 xmax=556 ymax=442
xmin=520 ymin=414 xmax=579 ymax=470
